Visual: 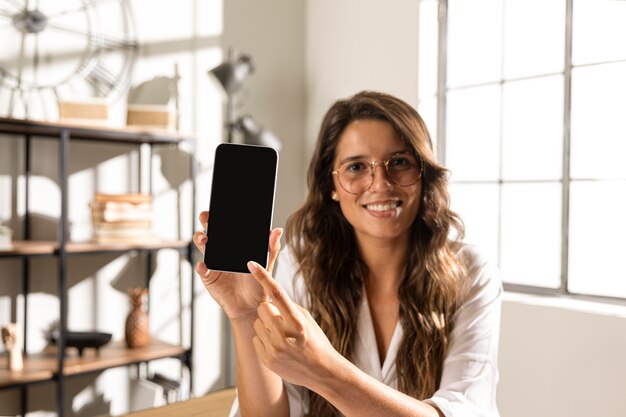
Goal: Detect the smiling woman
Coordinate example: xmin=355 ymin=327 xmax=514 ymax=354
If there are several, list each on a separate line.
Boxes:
xmin=194 ymin=91 xmax=502 ymax=417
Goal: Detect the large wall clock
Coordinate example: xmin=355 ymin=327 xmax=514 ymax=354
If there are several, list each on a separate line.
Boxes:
xmin=0 ymin=0 xmax=138 ymax=120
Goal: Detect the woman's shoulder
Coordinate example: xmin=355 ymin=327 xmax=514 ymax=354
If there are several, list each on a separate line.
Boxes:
xmin=455 ymin=242 xmax=503 ymax=307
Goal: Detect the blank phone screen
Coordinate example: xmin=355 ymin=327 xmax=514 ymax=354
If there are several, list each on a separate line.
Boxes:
xmin=204 ymin=143 xmax=278 ymax=273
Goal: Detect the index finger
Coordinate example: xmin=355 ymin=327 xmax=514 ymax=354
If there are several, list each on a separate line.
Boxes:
xmin=247 ymin=261 xmax=301 ymax=323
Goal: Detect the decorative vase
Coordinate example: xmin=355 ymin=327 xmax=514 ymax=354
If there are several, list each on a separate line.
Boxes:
xmin=125 ymin=288 xmax=150 ymax=348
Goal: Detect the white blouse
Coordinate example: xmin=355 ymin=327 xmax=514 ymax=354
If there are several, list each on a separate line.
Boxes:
xmin=229 ymin=243 xmax=502 ymax=417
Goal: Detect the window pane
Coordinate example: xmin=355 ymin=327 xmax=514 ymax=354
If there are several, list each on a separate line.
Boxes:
xmin=503 ymin=0 xmax=565 ymax=79
xmin=448 ymin=0 xmax=502 ymax=87
xmin=500 ymin=182 xmax=561 ymax=288
xmin=572 ymin=0 xmax=626 ymax=65
xmin=417 ymin=97 xmax=438 ymax=153
xmin=449 ymin=183 xmax=499 ymax=264
xmin=568 ymin=181 xmax=626 ymax=298
xmin=446 ymin=85 xmax=500 ymax=181
xmin=570 ymin=63 xmax=626 ymax=179
xmin=502 ymin=76 xmax=563 ymax=181
xmin=418 ymin=0 xmax=439 ymax=100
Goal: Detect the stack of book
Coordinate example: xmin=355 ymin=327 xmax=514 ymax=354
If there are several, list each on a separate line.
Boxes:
xmin=90 ymin=193 xmax=154 ymax=244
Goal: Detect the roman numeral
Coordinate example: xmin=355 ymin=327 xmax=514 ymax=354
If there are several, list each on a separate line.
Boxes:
xmin=96 ymin=33 xmax=138 ymax=50
xmin=83 ymin=61 xmax=118 ymax=97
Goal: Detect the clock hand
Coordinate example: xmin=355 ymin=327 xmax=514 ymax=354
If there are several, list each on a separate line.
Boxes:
xmin=33 ymin=27 xmax=39 ymax=87
xmin=8 ymin=29 xmax=26 ymax=116
xmin=0 ymin=0 xmax=23 ymax=12
xmin=46 ymin=0 xmax=118 ymax=20
xmin=48 ymin=22 xmax=137 ymax=50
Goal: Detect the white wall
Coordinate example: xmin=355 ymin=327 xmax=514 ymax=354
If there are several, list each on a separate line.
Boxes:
xmin=305 ymin=0 xmax=421 ymax=158
xmin=498 ymin=294 xmax=626 ymax=417
xmin=222 ymin=0 xmax=306 ymax=228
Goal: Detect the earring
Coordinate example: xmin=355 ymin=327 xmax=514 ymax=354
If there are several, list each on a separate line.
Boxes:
xmin=331 ymin=191 xmax=339 ymax=201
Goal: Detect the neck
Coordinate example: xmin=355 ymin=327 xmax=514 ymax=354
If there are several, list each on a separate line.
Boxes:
xmin=357 ymin=234 xmax=409 ymax=295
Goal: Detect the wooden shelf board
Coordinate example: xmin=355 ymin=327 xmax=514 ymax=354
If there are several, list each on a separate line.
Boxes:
xmin=60 ymin=340 xmax=187 ymax=376
xmin=0 ymin=117 xmax=195 ymax=145
xmin=0 ymin=240 xmax=57 ymax=256
xmin=0 ymin=240 xmax=189 ymax=257
xmin=65 ymin=240 xmax=189 ymax=253
xmin=0 ymin=340 xmax=186 ymax=388
xmin=0 ymin=355 xmax=54 ymax=388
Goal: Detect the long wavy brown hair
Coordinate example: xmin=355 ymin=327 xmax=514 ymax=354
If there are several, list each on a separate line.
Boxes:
xmin=286 ymin=91 xmax=466 ymax=416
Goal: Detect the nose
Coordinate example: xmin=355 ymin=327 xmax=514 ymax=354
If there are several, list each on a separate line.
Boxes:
xmin=367 ymin=163 xmax=393 ymax=192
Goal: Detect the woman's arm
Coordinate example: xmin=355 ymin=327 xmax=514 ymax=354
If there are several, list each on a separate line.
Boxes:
xmin=247 ymin=261 xmax=443 ymax=417
xmin=231 ymin=315 xmax=289 ymax=417
xmin=193 ymin=211 xmax=289 ymax=417
xmin=312 ymin=358 xmax=444 ymax=417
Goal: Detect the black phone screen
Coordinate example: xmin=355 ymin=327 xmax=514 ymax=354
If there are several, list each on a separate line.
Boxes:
xmin=204 ymin=143 xmax=278 ymax=273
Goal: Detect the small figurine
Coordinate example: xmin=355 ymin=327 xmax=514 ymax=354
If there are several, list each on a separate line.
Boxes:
xmin=1 ymin=323 xmax=24 ymax=371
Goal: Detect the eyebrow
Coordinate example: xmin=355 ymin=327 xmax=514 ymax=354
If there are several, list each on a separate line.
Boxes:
xmin=336 ymin=150 xmax=412 ymax=166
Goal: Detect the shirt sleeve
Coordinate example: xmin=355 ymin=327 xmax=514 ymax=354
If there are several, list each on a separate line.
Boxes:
xmin=424 ymin=245 xmax=503 ymax=417
xmin=228 ymin=246 xmax=308 ymax=417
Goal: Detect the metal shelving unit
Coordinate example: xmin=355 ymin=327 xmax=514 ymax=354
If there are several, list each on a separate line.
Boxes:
xmin=0 ymin=117 xmax=197 ymax=417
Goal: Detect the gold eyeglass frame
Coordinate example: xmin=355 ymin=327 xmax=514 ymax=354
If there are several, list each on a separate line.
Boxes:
xmin=331 ymin=151 xmax=424 ymax=195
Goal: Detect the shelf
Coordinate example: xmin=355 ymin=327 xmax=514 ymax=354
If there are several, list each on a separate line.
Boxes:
xmin=0 ymin=241 xmax=57 ymax=256
xmin=0 ymin=340 xmax=187 ymax=388
xmin=0 ymin=240 xmax=190 ymax=257
xmin=0 ymin=116 xmax=197 ymax=415
xmin=0 ymin=117 xmax=195 ymax=145
xmin=61 ymin=340 xmax=187 ymax=376
xmin=0 ymin=356 xmax=54 ymax=388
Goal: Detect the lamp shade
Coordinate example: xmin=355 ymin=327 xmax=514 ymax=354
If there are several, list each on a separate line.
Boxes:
xmin=208 ymin=54 xmax=254 ymax=94
xmin=237 ymin=115 xmax=282 ymax=152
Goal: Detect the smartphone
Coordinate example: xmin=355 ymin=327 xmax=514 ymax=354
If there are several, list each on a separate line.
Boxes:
xmin=204 ymin=143 xmax=279 ymax=274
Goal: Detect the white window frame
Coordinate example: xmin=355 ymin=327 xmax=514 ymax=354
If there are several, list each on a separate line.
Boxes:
xmin=424 ymin=0 xmax=626 ymax=305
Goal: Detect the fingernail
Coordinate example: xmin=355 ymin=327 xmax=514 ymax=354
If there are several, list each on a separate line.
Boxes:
xmin=199 ymin=234 xmax=207 ymax=243
xmin=247 ymin=261 xmax=258 ymax=273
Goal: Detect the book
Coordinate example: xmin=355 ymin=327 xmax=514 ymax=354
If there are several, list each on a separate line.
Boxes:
xmin=94 ymin=193 xmax=152 ymax=205
xmin=90 ymin=193 xmax=154 ymax=243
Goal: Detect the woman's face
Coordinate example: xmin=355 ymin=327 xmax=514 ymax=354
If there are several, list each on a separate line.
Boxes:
xmin=331 ymin=119 xmax=422 ymax=245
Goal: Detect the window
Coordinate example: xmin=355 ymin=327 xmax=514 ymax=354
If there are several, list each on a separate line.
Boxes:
xmin=418 ymin=0 xmax=626 ymax=301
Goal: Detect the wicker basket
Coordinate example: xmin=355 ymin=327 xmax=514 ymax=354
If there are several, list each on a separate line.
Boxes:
xmin=57 ymin=100 xmax=109 ymax=126
xmin=126 ymin=104 xmax=176 ymax=130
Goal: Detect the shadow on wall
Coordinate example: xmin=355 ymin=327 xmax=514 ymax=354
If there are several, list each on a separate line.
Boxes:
xmin=155 ymin=147 xmax=192 ymax=191
xmin=0 ymin=374 xmax=110 ymax=417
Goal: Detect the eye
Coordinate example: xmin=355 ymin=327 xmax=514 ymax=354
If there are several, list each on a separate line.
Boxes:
xmin=344 ymin=161 xmax=368 ymax=175
xmin=389 ymin=156 xmax=414 ymax=170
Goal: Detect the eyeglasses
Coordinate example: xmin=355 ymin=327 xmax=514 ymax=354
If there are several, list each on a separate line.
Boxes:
xmin=332 ymin=151 xmax=423 ymax=195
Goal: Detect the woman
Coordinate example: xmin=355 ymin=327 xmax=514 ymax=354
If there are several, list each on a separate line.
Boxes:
xmin=194 ymin=91 xmax=502 ymax=417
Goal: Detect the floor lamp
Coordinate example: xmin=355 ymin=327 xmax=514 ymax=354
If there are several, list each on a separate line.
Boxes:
xmin=207 ymin=48 xmax=282 ymax=386
xmin=208 ymin=48 xmax=282 ymax=151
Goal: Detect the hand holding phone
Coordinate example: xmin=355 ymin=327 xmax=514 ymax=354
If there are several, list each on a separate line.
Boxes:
xmin=203 ymin=143 xmax=279 ymax=274
xmin=194 ymin=211 xmax=283 ymax=320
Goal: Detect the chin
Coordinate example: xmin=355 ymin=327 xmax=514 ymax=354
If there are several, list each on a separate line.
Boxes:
xmin=359 ymin=226 xmax=409 ymax=241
